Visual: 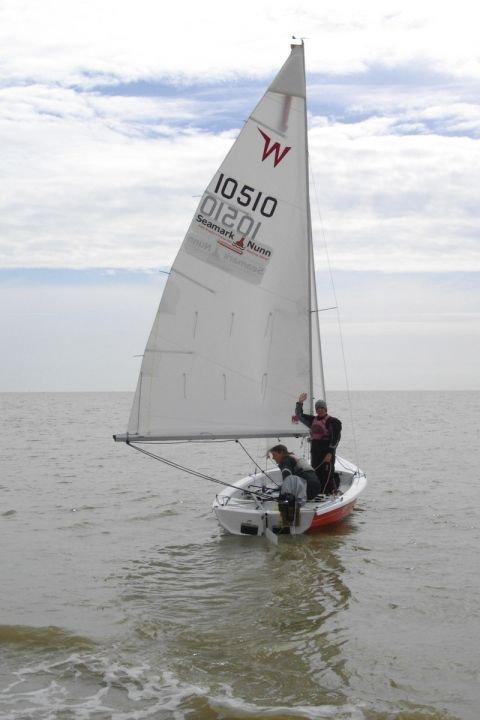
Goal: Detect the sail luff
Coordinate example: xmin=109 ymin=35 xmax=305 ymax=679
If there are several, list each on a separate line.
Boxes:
xmin=302 ymin=41 xmax=326 ymax=406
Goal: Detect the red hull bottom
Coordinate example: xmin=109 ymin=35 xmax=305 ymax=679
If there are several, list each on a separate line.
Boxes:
xmin=307 ymin=500 xmax=356 ymax=532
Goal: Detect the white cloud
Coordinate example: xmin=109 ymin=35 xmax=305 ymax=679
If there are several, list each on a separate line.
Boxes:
xmin=2 ymin=1 xmax=480 ymax=85
xmin=0 ymin=83 xmax=236 ymax=267
xmin=0 ymin=1 xmax=479 ymax=272
xmin=1 ymin=82 xmax=479 ymax=271
xmin=309 ymin=120 xmax=480 ymax=271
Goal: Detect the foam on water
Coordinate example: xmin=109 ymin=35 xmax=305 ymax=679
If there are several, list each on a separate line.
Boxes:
xmin=1 ymin=648 xmax=456 ymax=720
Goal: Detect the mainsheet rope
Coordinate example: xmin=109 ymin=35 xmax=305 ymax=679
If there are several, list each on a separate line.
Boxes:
xmin=127 ymin=441 xmax=276 ymax=500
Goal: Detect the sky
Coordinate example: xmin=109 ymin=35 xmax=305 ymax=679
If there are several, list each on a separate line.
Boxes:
xmin=1 ymin=0 xmax=479 ymax=391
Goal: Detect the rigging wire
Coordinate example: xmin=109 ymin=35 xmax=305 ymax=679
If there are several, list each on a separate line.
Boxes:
xmin=310 ymin=168 xmax=362 ymax=472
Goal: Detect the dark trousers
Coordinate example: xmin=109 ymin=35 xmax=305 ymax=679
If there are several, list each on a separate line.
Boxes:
xmin=311 ymin=441 xmax=338 ymax=494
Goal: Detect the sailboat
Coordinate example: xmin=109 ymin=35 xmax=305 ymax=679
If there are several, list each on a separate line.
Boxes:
xmin=114 ymin=41 xmax=366 ymax=537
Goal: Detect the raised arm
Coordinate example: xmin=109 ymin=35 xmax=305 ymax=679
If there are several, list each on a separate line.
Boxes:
xmin=295 ymin=392 xmax=314 ymax=429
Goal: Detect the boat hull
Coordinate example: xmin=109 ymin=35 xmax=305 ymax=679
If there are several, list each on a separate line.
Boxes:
xmin=212 ymin=457 xmax=366 ymax=537
xmin=307 ymin=499 xmax=357 ymax=531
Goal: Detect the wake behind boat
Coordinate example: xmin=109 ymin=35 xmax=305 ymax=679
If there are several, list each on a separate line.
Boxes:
xmin=114 ymin=41 xmax=366 ymax=537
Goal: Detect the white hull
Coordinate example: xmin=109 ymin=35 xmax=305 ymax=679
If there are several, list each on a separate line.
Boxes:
xmin=212 ymin=456 xmax=366 ymax=537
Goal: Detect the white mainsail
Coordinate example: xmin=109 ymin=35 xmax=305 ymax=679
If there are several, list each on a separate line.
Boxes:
xmin=120 ymin=43 xmax=325 ymax=442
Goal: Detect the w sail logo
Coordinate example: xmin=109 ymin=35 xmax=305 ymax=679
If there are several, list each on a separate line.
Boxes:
xmin=258 ymin=128 xmax=291 ymax=168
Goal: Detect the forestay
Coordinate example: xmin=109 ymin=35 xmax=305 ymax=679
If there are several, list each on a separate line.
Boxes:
xmin=120 ymin=44 xmax=325 ymax=442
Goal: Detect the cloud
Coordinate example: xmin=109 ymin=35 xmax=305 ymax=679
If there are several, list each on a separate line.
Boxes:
xmin=309 ymin=119 xmax=480 ymax=272
xmin=1 ymin=81 xmax=479 ymax=271
xmin=2 ymin=1 xmax=480 ymax=86
xmin=0 ymin=82 xmax=237 ymax=267
xmin=0 ymin=1 xmax=479 ymax=271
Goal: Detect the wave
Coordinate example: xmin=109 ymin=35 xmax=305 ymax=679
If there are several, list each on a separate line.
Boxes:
xmin=0 ymin=624 xmax=95 ymax=650
xmin=0 ymin=648 xmax=458 ymax=720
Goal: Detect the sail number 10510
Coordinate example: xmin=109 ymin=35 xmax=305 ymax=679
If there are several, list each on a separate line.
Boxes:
xmin=213 ymin=173 xmax=277 ymax=218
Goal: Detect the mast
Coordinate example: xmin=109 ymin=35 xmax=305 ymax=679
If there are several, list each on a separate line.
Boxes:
xmin=301 ymin=41 xmax=326 ymax=410
xmin=300 ymin=42 xmax=313 ymax=415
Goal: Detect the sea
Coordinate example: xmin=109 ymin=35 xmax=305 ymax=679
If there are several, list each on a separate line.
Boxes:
xmin=0 ymin=391 xmax=478 ymax=720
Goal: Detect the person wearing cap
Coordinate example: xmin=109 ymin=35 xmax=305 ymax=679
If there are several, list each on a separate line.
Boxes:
xmin=294 ymin=393 xmax=342 ymax=494
xmin=268 ymin=444 xmax=322 ymax=501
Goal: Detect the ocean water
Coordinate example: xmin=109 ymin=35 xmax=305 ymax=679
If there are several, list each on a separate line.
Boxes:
xmin=0 ymin=391 xmax=478 ymax=720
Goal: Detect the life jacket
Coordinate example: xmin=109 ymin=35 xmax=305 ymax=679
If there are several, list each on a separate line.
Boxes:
xmin=311 ymin=415 xmax=331 ymax=441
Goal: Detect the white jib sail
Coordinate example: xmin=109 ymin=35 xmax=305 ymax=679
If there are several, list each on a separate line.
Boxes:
xmin=125 ymin=44 xmax=324 ymax=441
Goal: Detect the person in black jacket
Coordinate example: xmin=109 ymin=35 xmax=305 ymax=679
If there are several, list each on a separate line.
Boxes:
xmin=268 ymin=444 xmax=322 ymax=501
xmin=295 ymin=393 xmax=342 ymax=494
